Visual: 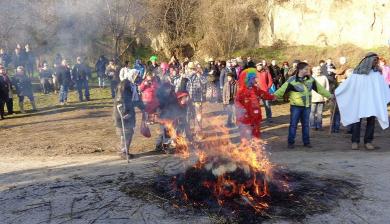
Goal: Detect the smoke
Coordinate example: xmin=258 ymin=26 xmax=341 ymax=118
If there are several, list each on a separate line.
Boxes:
xmin=0 ymin=0 xmax=109 ymax=64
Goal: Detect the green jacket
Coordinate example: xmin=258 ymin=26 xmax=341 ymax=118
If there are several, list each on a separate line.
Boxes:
xmin=274 ymin=75 xmax=331 ymax=107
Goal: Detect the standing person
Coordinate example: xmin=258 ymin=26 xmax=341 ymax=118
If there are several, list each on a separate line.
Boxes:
xmin=309 ymin=66 xmax=329 ymax=131
xmin=39 ymin=61 xmax=53 ymax=94
xmin=52 ymin=53 xmax=63 ymax=93
xmin=256 ymin=63 xmax=274 ymax=123
xmin=0 ymin=66 xmax=13 ymax=115
xmin=187 ymin=62 xmax=207 ymax=139
xmin=379 ymin=57 xmax=390 ymax=87
xmin=57 ymin=59 xmax=72 ymax=105
xmin=280 ymin=61 xmax=290 ymax=83
xmin=95 ymin=55 xmax=108 ymax=88
xmin=269 ymin=59 xmax=282 ymax=88
xmin=24 ymin=44 xmax=35 ymax=78
xmin=113 ymin=79 xmax=146 ymax=159
xmin=287 ymin=60 xmax=300 ymax=77
xmin=0 ymin=66 xmax=10 ymax=119
xmin=168 ymin=55 xmax=180 ymax=69
xmin=119 ymin=61 xmax=141 ymax=84
xmin=0 ymin=48 xmax=11 ymax=68
xmin=139 ymin=73 xmax=160 ymax=124
xmin=173 ymin=69 xmax=189 ymax=93
xmin=222 ymin=72 xmax=237 ymax=127
xmin=106 ymin=60 xmax=120 ymax=98
xmin=12 ymin=48 xmax=25 ymax=69
xmin=335 ymin=53 xmax=390 ymax=150
xmin=155 ymin=77 xmax=180 ymax=151
xmin=235 ymin=68 xmax=276 ymax=141
xmin=72 ymin=57 xmax=90 ymax=102
xmin=321 ymin=58 xmax=337 ymax=92
xmin=274 ymin=62 xmax=333 ymax=148
xmin=148 ymin=55 xmax=160 ymax=76
xmin=232 ymin=58 xmax=243 ymax=79
xmin=12 ymin=66 xmax=37 ymax=113
xmin=220 ymin=60 xmax=235 ymax=89
xmin=205 ymin=58 xmax=219 ymax=103
xmin=134 ymin=59 xmax=145 ymax=78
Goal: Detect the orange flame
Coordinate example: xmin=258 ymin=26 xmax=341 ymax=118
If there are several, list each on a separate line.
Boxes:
xmin=169 ymin=115 xmax=287 ymax=212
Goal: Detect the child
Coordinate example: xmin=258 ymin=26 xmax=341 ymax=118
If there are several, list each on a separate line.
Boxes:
xmin=274 ymin=62 xmax=333 ymax=149
xmin=113 ymin=79 xmax=145 ymax=159
xmin=222 ymin=72 xmax=237 ymax=127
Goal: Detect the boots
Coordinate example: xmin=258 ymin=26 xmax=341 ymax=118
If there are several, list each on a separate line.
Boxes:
xmin=19 ymin=102 xmax=25 ymax=113
xmin=31 ymin=101 xmax=37 ymax=111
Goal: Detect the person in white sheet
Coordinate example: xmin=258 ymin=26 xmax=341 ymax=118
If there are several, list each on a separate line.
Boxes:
xmin=335 ymin=52 xmax=390 ymax=150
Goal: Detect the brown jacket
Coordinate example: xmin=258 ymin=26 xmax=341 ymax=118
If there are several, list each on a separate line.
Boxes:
xmin=222 ymin=80 xmax=237 ymax=105
xmin=335 ymin=64 xmax=350 ymax=84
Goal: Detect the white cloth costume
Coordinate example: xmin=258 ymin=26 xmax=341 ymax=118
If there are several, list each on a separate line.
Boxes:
xmin=335 ymin=70 xmax=390 ymax=129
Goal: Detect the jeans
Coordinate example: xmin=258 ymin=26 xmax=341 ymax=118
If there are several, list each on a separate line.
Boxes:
xmin=331 ymin=105 xmax=341 ymax=133
xmin=225 ymin=104 xmax=236 ymax=125
xmin=18 ymin=95 xmax=35 ymax=103
xmin=76 ymin=79 xmax=90 ymax=101
xmin=309 ymin=102 xmax=324 ymax=129
xmin=98 ymin=73 xmax=105 ymax=88
xmin=288 ymin=106 xmax=311 ymax=145
xmin=351 ymin=117 xmax=375 ymax=144
xmin=59 ymin=85 xmax=69 ymax=103
xmin=110 ymin=80 xmax=119 ymax=99
xmin=262 ymin=99 xmax=272 ymax=119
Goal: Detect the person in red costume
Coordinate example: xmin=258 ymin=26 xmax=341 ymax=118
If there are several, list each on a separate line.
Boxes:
xmin=139 ymin=72 xmax=160 ymax=124
xmin=235 ymin=67 xmax=276 ymax=142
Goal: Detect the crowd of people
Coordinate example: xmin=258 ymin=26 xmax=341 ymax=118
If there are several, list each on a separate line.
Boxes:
xmin=1 ymin=44 xmax=390 ymax=158
xmin=109 ymin=54 xmax=390 ymax=158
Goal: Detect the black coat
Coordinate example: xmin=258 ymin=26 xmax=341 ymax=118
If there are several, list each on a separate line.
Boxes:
xmin=95 ymin=57 xmax=108 ymax=74
xmin=0 ymin=75 xmax=9 ymax=101
xmin=72 ymin=63 xmax=89 ymax=81
xmin=12 ymin=73 xmax=33 ymax=97
xmin=56 ymin=65 xmax=72 ymax=86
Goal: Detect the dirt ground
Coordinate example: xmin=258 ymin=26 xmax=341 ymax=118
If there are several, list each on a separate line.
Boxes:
xmin=1 ymin=96 xmax=390 ymax=224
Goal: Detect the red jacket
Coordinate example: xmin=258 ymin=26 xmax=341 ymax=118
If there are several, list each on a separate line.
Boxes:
xmin=235 ymin=86 xmax=275 ymax=125
xmin=256 ymin=70 xmax=273 ymax=92
xmin=140 ymin=78 xmax=159 ymax=113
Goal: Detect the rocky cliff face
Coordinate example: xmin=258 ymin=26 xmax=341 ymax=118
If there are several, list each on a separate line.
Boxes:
xmin=256 ymin=0 xmax=390 ymax=48
xmin=148 ymin=0 xmax=390 ymax=58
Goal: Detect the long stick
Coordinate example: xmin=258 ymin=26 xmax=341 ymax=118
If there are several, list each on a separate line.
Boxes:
xmin=329 ymin=100 xmax=337 ymax=134
xmin=117 ymin=104 xmax=129 ymax=163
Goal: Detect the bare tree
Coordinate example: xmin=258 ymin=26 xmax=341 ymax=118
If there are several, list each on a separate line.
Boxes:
xmin=146 ymin=0 xmax=199 ymax=57
xmin=104 ymin=0 xmax=145 ymax=58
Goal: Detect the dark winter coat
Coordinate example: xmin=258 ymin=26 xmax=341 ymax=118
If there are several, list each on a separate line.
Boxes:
xmin=95 ymin=57 xmax=108 ymax=75
xmin=12 ymin=73 xmax=33 ymax=97
xmin=0 ymin=74 xmax=9 ymax=101
xmin=113 ymin=80 xmax=144 ymax=129
xmin=72 ymin=63 xmax=89 ymax=81
xmin=56 ymin=65 xmax=72 ymax=86
xmin=39 ymin=69 xmax=53 ymax=79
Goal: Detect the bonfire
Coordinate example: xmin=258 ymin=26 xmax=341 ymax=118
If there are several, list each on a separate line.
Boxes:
xmin=157 ymin=121 xmax=289 ymax=214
